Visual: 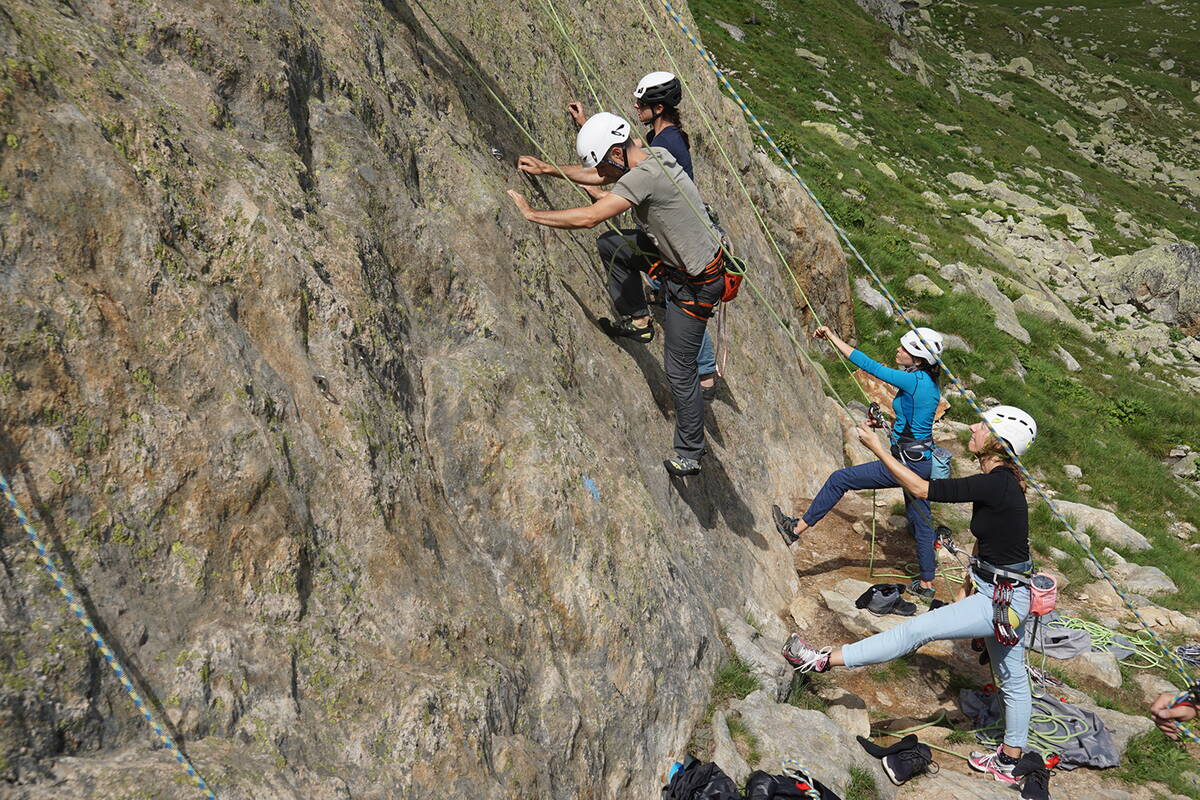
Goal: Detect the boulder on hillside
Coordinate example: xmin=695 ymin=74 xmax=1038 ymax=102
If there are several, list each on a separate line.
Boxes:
xmin=726 ymin=690 xmax=897 ymax=799
xmin=1052 ymin=500 xmax=1152 ymax=551
xmin=1108 ymin=563 xmax=1178 ymax=595
xmin=941 ymin=263 xmax=1030 ymax=343
xmin=857 ymin=0 xmax=910 ymax=35
xmin=711 ymin=711 xmax=752 ymax=785
xmin=1004 ymin=56 xmax=1035 ymax=76
xmin=794 ymin=48 xmax=828 ymax=68
xmin=1087 ymin=243 xmax=1200 ymax=333
xmin=855 ymin=276 xmax=892 ymax=313
xmin=1054 ymin=344 xmax=1082 ymax=372
xmin=801 ymin=120 xmax=858 ymax=149
xmin=904 ymin=274 xmax=943 ymax=296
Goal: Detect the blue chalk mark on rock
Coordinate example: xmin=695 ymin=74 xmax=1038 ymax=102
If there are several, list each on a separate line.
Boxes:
xmin=583 ymin=476 xmax=601 ymax=500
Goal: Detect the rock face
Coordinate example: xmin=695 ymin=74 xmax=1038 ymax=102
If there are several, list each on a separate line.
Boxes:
xmin=0 ymin=1 xmax=854 ymax=797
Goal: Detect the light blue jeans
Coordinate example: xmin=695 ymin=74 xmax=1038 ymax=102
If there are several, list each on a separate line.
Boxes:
xmin=842 ymin=564 xmax=1033 ymax=748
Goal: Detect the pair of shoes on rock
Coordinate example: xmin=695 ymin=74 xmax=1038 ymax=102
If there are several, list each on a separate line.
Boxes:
xmin=607 ymin=315 xmax=653 ymax=343
xmin=856 ymin=733 xmax=938 ymax=786
xmin=969 ymin=745 xmax=1054 ymax=798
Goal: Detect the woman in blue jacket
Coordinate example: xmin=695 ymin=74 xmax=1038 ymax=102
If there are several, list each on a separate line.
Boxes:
xmin=772 ymin=325 xmax=945 ymax=597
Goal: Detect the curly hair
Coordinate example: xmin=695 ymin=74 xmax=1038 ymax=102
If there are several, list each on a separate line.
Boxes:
xmin=977 ymin=434 xmax=1027 ymax=492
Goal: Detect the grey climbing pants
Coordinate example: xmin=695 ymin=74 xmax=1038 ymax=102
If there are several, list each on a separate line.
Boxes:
xmin=598 ymin=229 xmax=721 ymax=460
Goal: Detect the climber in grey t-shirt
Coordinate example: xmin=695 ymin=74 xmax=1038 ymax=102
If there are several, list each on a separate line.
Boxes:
xmin=507 ymin=112 xmax=727 ymax=477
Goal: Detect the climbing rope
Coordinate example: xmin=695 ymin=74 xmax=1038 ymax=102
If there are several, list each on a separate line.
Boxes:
xmin=0 ymin=472 xmax=217 ymax=799
xmin=646 ymin=0 xmax=1200 ymax=721
xmin=781 ymin=758 xmax=823 ymax=800
xmin=1048 ymin=615 xmax=1165 ymax=670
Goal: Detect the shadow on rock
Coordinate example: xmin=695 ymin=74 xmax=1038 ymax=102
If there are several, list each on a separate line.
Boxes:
xmin=600 ymin=317 xmax=673 ymax=418
xmin=670 ymin=452 xmax=763 ymax=546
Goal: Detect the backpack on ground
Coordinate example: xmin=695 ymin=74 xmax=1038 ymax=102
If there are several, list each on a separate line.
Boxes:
xmin=662 ymin=757 xmax=742 ymax=800
xmin=744 ymin=769 xmax=842 ymax=800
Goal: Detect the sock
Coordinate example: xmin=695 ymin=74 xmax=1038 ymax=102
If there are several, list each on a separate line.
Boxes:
xmin=997 ymin=750 xmax=1020 ymax=766
xmin=815 ymin=652 xmax=831 ymax=672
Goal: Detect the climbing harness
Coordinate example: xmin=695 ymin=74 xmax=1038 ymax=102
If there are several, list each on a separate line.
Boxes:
xmin=648 ymin=247 xmax=728 ymax=320
xmin=0 ymin=472 xmax=217 ymax=799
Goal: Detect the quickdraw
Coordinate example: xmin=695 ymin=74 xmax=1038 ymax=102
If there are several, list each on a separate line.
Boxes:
xmin=992 ymin=580 xmax=1020 ymax=646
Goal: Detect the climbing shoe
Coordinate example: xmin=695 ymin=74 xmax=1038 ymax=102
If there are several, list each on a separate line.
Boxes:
xmin=1012 ymin=752 xmax=1054 ymax=800
xmin=781 ymin=633 xmax=831 ymax=673
xmin=906 ymin=579 xmax=936 ymax=601
xmin=772 ymin=504 xmax=800 ymax=545
xmin=699 ymin=372 xmax=719 ymax=402
xmin=881 ymin=740 xmax=937 ymax=786
xmin=856 ymin=733 xmax=938 ymax=786
xmin=664 ymin=456 xmax=701 ymax=477
xmin=607 ymin=315 xmax=654 ymax=343
xmin=968 ymin=745 xmax=1019 ymax=784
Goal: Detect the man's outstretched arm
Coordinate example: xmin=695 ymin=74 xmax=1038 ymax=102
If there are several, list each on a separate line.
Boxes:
xmin=517 ymin=156 xmax=609 ymax=186
xmin=507 ymin=190 xmax=631 ymax=230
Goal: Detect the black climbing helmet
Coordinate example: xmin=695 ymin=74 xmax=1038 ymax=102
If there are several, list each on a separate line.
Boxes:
xmin=634 ymin=71 xmax=683 ymax=109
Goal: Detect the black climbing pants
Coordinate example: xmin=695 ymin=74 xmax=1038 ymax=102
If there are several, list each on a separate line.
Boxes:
xmin=598 ymin=229 xmax=723 ymax=461
xmin=599 ymin=228 xmax=658 ymax=318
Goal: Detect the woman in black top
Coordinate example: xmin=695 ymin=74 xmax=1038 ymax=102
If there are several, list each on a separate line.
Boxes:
xmin=780 ymin=405 xmax=1039 ymax=785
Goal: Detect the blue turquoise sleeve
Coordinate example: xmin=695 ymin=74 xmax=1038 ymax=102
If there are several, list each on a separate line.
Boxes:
xmin=848 ymin=349 xmax=919 ymax=393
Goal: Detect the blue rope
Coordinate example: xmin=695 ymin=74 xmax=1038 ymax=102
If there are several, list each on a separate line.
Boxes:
xmin=0 ymin=472 xmax=218 ymax=798
xmin=654 ymin=0 xmax=1200 ymax=741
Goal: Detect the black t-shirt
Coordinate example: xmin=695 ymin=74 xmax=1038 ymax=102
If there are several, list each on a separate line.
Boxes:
xmin=927 ymin=467 xmax=1029 ymax=566
xmin=646 ymin=125 xmax=693 ymax=180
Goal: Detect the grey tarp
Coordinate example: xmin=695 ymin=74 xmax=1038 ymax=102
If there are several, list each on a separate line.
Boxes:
xmin=959 ymin=689 xmax=1120 ymax=769
xmin=1024 ymin=611 xmax=1091 ymax=659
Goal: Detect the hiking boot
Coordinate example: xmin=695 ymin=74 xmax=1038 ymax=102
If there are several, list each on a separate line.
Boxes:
xmin=781 ymin=633 xmax=831 ymax=673
xmin=608 ymin=315 xmax=654 ymax=343
xmin=968 ymin=746 xmax=1019 ymax=784
xmin=881 ymin=740 xmax=937 ymax=786
xmin=907 ymin=579 xmax=936 ymax=601
xmin=664 ymin=456 xmax=701 ymax=477
xmin=1012 ymin=752 xmax=1052 ymax=800
xmin=772 ymin=504 xmax=800 ymax=545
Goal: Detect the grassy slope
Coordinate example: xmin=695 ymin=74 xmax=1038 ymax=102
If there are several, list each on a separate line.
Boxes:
xmin=684 ymin=0 xmax=1200 ymax=782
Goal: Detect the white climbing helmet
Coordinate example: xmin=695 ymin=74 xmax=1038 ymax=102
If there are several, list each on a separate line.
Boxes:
xmin=899 ymin=327 xmax=944 ymax=363
xmin=982 ymin=405 xmax=1038 ymax=456
xmin=576 ymin=111 xmax=632 ymax=168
